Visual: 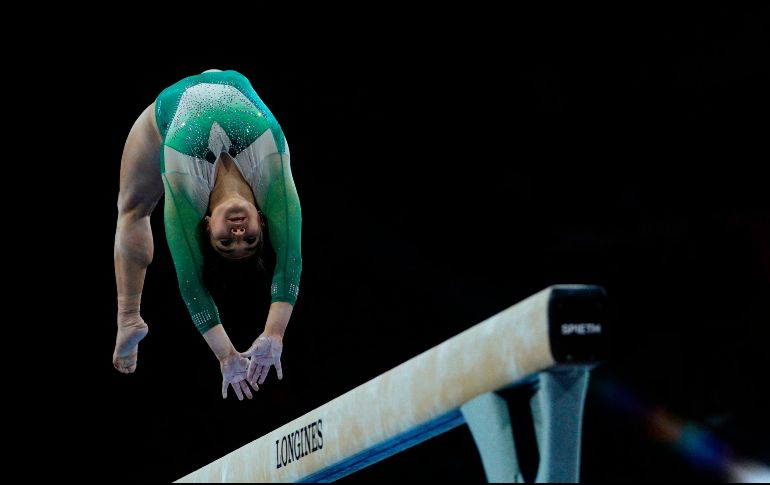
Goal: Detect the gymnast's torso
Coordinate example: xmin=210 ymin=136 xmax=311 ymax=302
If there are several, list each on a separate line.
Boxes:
xmin=155 ymin=69 xmax=289 ymax=213
xmin=155 ymin=70 xmax=302 ymax=333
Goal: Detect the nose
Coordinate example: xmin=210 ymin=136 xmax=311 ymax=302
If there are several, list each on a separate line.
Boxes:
xmin=231 ymin=226 xmax=245 ymax=236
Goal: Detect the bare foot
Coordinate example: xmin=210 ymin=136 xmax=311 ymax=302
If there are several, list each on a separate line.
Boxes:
xmin=113 ymin=318 xmax=149 ymax=374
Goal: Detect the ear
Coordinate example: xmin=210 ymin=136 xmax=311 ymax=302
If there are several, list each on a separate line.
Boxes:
xmin=204 ymin=216 xmax=211 ymax=231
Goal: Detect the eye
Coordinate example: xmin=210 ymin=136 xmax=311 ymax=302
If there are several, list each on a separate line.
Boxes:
xmin=220 ymin=239 xmax=233 ymax=247
xmin=245 ymin=237 xmax=257 ymax=245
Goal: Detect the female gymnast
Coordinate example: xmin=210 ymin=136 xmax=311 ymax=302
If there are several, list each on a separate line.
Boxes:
xmin=112 ymin=69 xmax=301 ymax=400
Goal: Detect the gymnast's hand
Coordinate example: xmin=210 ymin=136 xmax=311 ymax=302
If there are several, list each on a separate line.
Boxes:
xmin=220 ymin=353 xmax=257 ymax=400
xmin=240 ymin=335 xmax=284 ymax=389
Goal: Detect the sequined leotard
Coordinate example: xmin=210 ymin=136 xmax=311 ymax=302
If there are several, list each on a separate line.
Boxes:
xmin=154 ymin=70 xmax=302 ymax=333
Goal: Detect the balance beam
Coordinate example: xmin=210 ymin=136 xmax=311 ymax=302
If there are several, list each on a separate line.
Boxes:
xmin=177 ymin=284 xmax=607 ymax=483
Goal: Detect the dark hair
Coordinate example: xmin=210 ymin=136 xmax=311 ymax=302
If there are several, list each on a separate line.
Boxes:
xmin=199 ymin=211 xmax=267 ymax=295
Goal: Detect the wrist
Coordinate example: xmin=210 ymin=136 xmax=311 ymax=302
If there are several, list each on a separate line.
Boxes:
xmin=261 ymin=327 xmax=285 ymax=340
xmin=202 ymin=325 xmax=237 ymax=361
xmin=263 ymin=301 xmax=292 ymax=339
xmin=216 ymin=348 xmax=239 ymax=363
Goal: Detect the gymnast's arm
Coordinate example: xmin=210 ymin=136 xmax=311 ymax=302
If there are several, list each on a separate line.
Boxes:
xmin=241 ymin=151 xmax=302 ymax=385
xmin=264 ymin=151 xmax=302 ymax=331
xmin=163 ymin=173 xmax=255 ymax=399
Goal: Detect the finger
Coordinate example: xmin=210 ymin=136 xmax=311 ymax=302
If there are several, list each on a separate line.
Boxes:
xmin=275 ymin=358 xmax=283 ymax=380
xmin=248 ymin=377 xmax=260 ymax=392
xmin=240 ymin=337 xmax=270 ymax=358
xmin=240 ymin=380 xmax=253 ymax=400
xmin=253 ymin=365 xmax=264 ymax=385
xmin=246 ymin=359 xmax=257 ymax=382
xmin=239 ymin=341 xmax=256 ymax=358
xmin=232 ymin=382 xmax=244 ymax=401
xmin=222 ymin=379 xmax=228 ymax=399
xmin=250 ymin=365 xmax=261 ymax=387
xmin=248 ymin=369 xmax=260 ymax=391
xmin=258 ymin=364 xmax=270 ymax=385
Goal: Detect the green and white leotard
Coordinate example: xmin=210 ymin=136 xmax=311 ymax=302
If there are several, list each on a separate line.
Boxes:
xmin=155 ymin=70 xmax=301 ymax=334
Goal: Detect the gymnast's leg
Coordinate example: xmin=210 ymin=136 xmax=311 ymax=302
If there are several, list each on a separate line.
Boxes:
xmin=113 ymin=103 xmax=163 ymax=373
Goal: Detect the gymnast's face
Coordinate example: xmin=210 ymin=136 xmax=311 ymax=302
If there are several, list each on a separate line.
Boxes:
xmin=205 ymin=199 xmax=262 ymax=260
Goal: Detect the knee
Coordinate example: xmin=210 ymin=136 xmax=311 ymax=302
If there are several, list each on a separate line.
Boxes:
xmin=117 ymin=190 xmax=159 ymax=219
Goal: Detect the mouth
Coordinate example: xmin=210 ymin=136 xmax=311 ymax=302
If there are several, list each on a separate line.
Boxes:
xmin=228 ymin=216 xmax=246 ymax=225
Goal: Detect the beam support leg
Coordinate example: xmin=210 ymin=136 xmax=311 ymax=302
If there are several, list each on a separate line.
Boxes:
xmin=461 ymin=367 xmax=591 ymax=483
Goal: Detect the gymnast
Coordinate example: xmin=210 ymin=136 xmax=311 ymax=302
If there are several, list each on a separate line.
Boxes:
xmin=112 ymin=69 xmax=302 ymax=400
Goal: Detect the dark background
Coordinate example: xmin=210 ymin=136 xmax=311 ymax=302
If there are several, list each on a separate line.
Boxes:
xmin=47 ymin=6 xmax=768 ymax=482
